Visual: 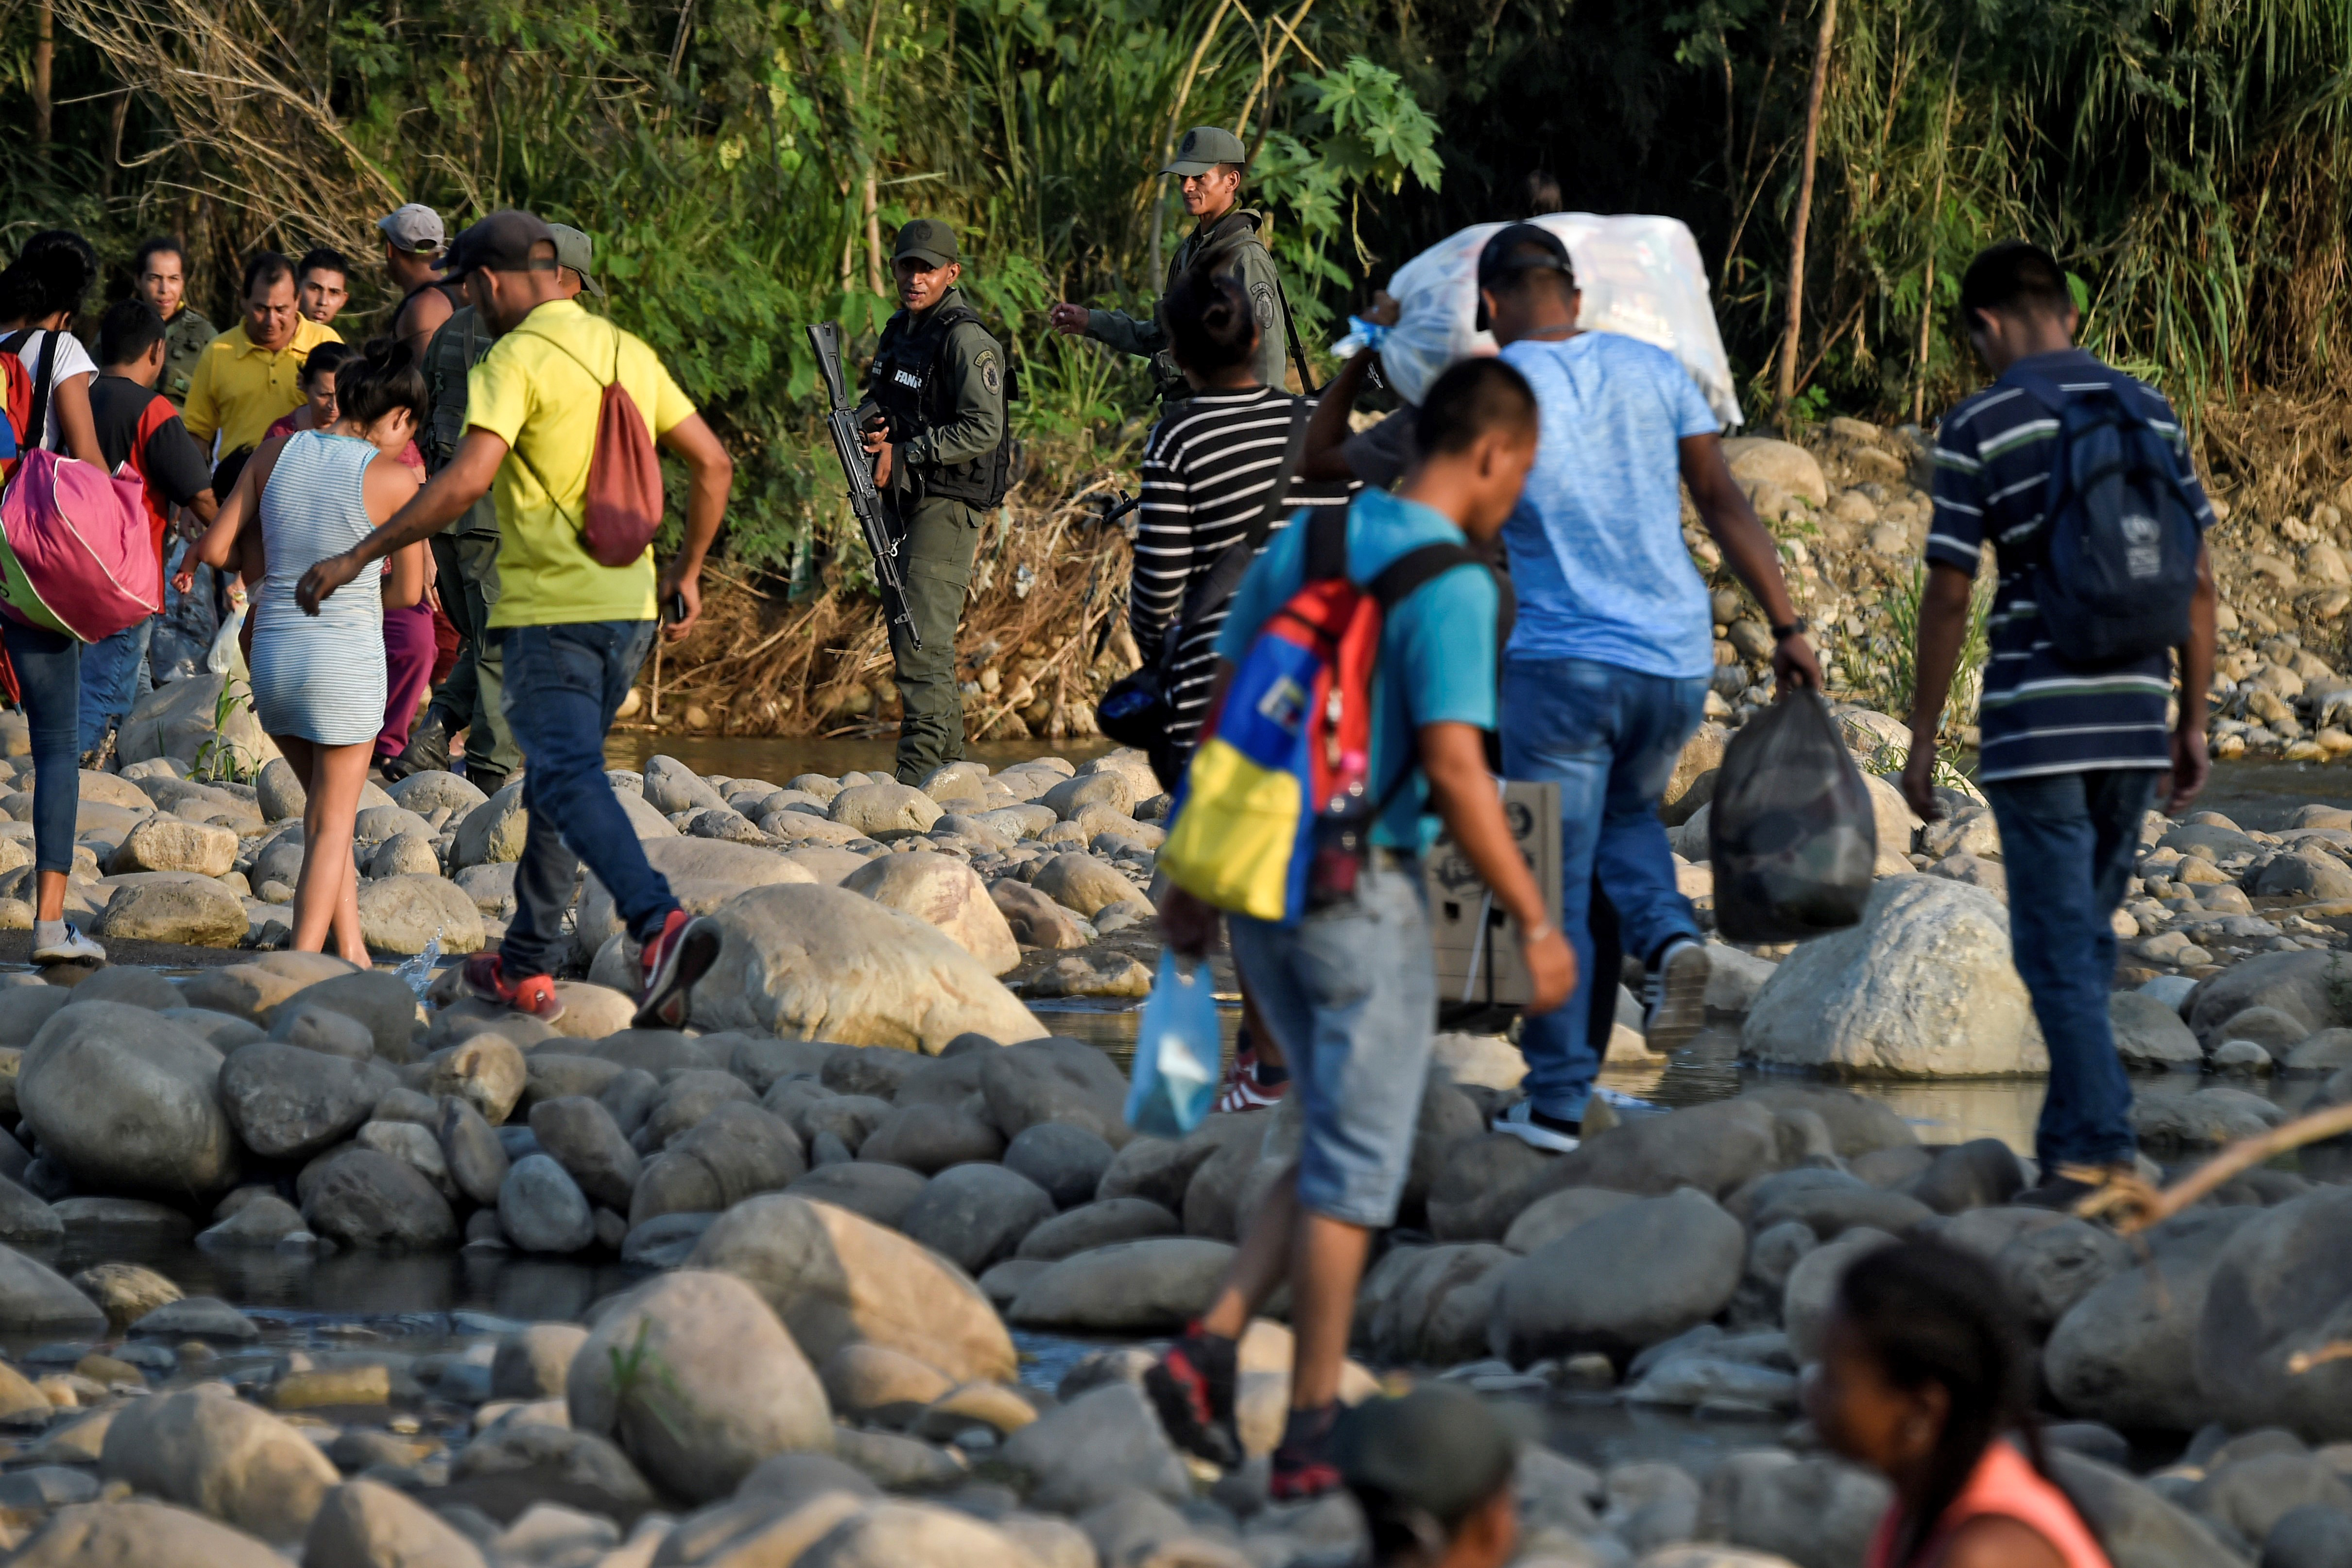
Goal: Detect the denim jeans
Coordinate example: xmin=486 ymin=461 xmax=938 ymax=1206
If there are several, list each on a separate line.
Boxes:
xmin=1228 ymin=861 xmax=1437 ymax=1227
xmin=78 ymin=613 xmax=157 ymax=754
xmin=497 ymin=620 xmax=675 ymax=979
xmin=3 ymin=620 xmax=80 ymax=874
xmin=1500 ymin=655 xmax=1710 ymax=1123
xmin=1983 ymin=768 xmax=2160 ymax=1171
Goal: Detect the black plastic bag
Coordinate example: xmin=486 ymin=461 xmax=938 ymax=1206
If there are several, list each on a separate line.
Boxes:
xmin=1708 ymin=689 xmax=1877 ymax=942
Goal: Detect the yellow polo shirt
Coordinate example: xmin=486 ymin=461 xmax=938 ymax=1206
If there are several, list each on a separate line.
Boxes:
xmin=465 ymin=298 xmax=695 ymax=628
xmin=180 ymin=315 xmax=343 ymax=457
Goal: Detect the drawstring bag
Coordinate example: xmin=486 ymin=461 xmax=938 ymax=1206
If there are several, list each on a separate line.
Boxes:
xmin=512 ymin=327 xmax=666 ymax=567
xmin=1708 ymin=689 xmax=1876 ymax=942
xmin=1125 ymin=951 xmax=1222 ymax=1137
xmin=0 ymin=449 xmax=165 ymax=643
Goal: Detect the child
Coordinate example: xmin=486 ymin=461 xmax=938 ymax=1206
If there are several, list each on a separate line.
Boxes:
xmin=268 ymin=340 xmax=355 ymax=439
xmin=1807 ymin=1240 xmax=2111 ymax=1568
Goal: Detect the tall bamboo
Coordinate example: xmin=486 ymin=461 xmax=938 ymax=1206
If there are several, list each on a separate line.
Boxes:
xmin=1777 ymin=0 xmax=1838 ymax=413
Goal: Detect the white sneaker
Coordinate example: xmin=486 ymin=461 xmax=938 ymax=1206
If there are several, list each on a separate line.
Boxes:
xmin=1491 ymin=1099 xmax=1581 ymax=1154
xmin=1641 ymin=937 xmax=1711 ymax=1055
xmin=31 ymin=923 xmax=105 ymax=966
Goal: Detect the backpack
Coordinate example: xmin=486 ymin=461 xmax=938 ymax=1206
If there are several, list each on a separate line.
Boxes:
xmin=0 ymin=329 xmax=60 ymax=485
xmin=509 ymin=323 xmax=665 ymax=567
xmin=1156 ymin=505 xmax=1506 ymax=925
xmin=0 ymin=448 xmax=164 ymax=642
xmin=2003 ymin=361 xmax=2204 ymax=667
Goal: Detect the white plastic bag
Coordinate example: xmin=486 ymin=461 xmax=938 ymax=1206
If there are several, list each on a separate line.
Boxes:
xmin=1334 ymin=213 xmax=1743 ymax=429
xmin=1124 ymin=950 xmax=1222 ymax=1137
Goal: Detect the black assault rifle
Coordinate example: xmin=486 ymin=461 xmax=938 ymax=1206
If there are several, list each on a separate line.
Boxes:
xmin=807 ymin=320 xmax=919 ymax=650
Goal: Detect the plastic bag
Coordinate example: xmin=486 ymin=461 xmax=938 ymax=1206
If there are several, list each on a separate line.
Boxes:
xmin=1708 ymin=690 xmax=1876 ymax=942
xmin=1331 ymin=213 xmax=1743 ymax=429
xmin=1124 ymin=950 xmax=1222 ymax=1137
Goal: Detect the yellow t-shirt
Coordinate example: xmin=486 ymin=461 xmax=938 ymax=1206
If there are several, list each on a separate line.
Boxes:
xmin=465 ymin=299 xmax=696 ymax=628
xmin=180 ymin=315 xmax=343 ymax=457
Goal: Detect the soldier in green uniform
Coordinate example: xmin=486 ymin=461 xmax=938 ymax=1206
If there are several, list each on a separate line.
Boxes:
xmin=857 ymin=219 xmax=1011 ymax=784
xmin=388 ymin=223 xmax=601 ymax=787
xmin=133 ymin=238 xmax=216 ymax=410
xmin=1047 ymin=125 xmax=1300 ymax=405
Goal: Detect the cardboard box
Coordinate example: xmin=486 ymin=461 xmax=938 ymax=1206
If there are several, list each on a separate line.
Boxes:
xmin=1424 ymin=780 xmax=1562 ymax=1011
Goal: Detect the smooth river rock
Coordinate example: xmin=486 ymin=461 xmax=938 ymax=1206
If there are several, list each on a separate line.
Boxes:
xmin=18 ymin=1002 xmax=239 ymax=1197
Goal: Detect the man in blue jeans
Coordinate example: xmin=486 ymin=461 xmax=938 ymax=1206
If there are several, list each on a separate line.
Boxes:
xmin=1903 ymin=241 xmax=2214 ymax=1209
xmin=1478 ymin=224 xmax=1820 ymax=1153
xmin=299 ymin=210 xmax=735 ymax=1028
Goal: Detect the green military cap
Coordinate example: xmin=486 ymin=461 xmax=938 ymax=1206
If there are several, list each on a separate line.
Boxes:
xmin=1164 ymin=125 xmax=1248 ymax=176
xmin=546 ymin=224 xmax=603 ymax=298
xmin=893 ymin=219 xmax=959 ymax=269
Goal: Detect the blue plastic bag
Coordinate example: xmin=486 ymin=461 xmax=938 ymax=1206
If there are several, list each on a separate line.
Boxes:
xmin=1125 ymin=951 xmax=1221 ymax=1137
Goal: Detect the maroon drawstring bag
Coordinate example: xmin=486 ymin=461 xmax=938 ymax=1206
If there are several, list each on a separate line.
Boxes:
xmin=515 ymin=328 xmax=664 ymax=567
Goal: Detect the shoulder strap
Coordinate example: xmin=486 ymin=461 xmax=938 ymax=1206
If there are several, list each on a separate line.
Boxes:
xmin=1162 ymin=399 xmax=1313 ymax=654
xmin=512 ymin=324 xmax=615 ymax=390
xmin=1366 ymin=539 xmax=1516 ymax=655
xmin=1303 ymin=499 xmax=1349 ymax=583
xmin=21 ymin=333 xmax=58 ymax=457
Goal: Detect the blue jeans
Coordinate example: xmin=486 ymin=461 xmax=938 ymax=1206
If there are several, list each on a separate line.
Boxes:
xmin=3 ymin=620 xmax=80 ymax=874
xmin=1500 ymin=656 xmax=1709 ymax=1123
xmin=1229 ymin=861 xmax=1437 ymax=1227
xmin=79 ymin=613 xmax=157 ymax=754
xmin=1983 ymin=768 xmax=2160 ymax=1171
xmin=497 ymin=620 xmax=675 ymax=979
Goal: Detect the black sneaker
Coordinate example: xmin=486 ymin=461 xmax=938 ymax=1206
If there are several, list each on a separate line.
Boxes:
xmin=2016 ymin=1161 xmax=2142 ymax=1216
xmin=1142 ymin=1324 xmax=1241 ymax=1468
xmin=1641 ymin=936 xmax=1711 ymax=1055
xmin=382 ymin=712 xmax=452 ymax=780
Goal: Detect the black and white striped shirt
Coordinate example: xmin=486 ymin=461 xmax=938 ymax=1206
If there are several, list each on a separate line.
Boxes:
xmin=1131 ymin=387 xmax=1355 ymax=750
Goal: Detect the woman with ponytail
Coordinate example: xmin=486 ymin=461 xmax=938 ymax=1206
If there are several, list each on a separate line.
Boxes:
xmin=1807 ymin=1239 xmax=2111 ymax=1568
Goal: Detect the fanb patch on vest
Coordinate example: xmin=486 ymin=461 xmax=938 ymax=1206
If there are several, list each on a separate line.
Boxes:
xmin=980 ymin=355 xmax=1001 ymax=396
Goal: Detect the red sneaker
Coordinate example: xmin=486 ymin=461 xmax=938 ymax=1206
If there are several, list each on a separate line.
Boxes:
xmin=633 ymin=910 xmax=721 ymax=1030
xmin=1215 ymin=1044 xmax=1287 ymax=1113
xmin=460 ymin=952 xmax=564 ymax=1021
xmin=1269 ymin=1441 xmax=1342 ymax=1501
xmin=1141 ymin=1325 xmax=1241 ymax=1468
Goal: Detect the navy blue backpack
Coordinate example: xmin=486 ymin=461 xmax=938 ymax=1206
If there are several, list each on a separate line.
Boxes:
xmin=2002 ymin=362 xmax=2203 ymax=667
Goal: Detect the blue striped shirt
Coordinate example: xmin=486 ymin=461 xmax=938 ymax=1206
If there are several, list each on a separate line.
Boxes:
xmin=1927 ymin=349 xmax=2213 ymax=784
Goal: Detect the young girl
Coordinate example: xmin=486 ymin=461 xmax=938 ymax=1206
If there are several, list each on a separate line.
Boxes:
xmin=267 ymin=340 xmax=354 ymax=439
xmin=1807 ymin=1240 xmax=2111 ymax=1568
xmin=196 ymin=342 xmax=429 ymax=964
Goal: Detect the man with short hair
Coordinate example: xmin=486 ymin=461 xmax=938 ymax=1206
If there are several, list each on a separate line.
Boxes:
xmin=1047 ymin=126 xmax=1298 ymax=405
xmin=1903 ymin=240 xmax=2216 ymax=1211
xmin=297 ymin=210 xmax=733 ymax=1030
xmin=1477 ymin=223 xmax=1820 ymax=1155
xmin=857 ymin=218 xmax=1009 ymax=783
xmin=380 ymin=203 xmax=457 ymax=360
xmin=132 ymin=237 xmax=214 ymax=409
xmin=181 ymin=250 xmax=343 ymax=493
xmin=1148 ymin=358 xmax=1572 ymax=1500
xmin=390 ymin=222 xmax=602 ymax=791
xmin=295 ymin=247 xmax=352 ymax=327
xmin=80 ymin=297 xmax=219 ymax=762
xmin=1335 ymin=1385 xmax=1523 ymax=1568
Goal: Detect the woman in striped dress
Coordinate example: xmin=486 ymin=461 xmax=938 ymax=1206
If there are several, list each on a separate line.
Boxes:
xmin=196 ymin=342 xmax=429 ymax=963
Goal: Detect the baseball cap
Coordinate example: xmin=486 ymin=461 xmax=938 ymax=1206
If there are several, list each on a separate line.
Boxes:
xmin=1474 ymin=222 xmax=1577 ymax=331
xmin=437 ymin=210 xmax=558 ymax=282
xmin=893 ymin=219 xmax=958 ymax=269
xmin=1333 ymin=1385 xmax=1528 ymax=1529
xmin=546 ymin=223 xmax=604 ymax=298
xmin=1164 ymin=125 xmax=1248 ymax=177
xmin=377 ymin=204 xmax=445 ymax=255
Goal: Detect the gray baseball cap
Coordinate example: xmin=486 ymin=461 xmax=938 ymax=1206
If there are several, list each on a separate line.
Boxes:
xmin=377 ymin=203 xmax=445 ymax=254
xmin=1163 ymin=125 xmax=1248 ymax=176
xmin=547 ymin=224 xmax=604 ymax=298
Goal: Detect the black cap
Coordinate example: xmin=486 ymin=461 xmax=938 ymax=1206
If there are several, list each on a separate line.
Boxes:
xmin=438 ymin=210 xmax=558 ymax=281
xmin=1334 ymin=1385 xmax=1527 ymax=1529
xmin=1474 ymin=222 xmax=1577 ymax=331
xmin=893 ymin=219 xmax=959 ymax=269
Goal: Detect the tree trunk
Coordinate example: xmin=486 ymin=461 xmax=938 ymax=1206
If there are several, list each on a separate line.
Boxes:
xmin=34 ymin=0 xmax=55 ymax=152
xmin=1777 ymin=0 xmax=1838 ymax=414
xmin=862 ymin=170 xmax=885 ymax=297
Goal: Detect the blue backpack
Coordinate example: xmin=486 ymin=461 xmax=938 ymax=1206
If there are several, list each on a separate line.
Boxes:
xmin=2003 ymin=362 xmax=2202 ymax=667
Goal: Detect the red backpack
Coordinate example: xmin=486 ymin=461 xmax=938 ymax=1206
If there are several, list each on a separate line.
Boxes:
xmin=509 ymin=324 xmax=665 ymax=567
xmin=0 ymin=330 xmax=59 ymax=485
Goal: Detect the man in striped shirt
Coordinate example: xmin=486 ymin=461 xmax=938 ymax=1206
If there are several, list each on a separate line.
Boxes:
xmin=1903 ymin=241 xmax=2216 ymax=1211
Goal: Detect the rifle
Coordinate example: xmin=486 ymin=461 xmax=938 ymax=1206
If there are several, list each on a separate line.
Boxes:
xmin=807 ymin=320 xmax=919 ymax=651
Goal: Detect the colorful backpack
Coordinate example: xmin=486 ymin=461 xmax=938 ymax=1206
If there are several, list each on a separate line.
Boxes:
xmin=0 ymin=449 xmax=164 ymax=642
xmin=0 ymin=329 xmax=56 ymax=485
xmin=1157 ymin=505 xmax=1502 ymax=924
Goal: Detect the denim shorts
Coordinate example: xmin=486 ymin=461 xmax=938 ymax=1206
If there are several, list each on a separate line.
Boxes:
xmin=1227 ymin=861 xmax=1437 ymax=1227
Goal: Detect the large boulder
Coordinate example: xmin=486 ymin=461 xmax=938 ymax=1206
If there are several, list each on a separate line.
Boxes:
xmin=277 ymin=970 xmax=425 ymax=1061
xmin=108 ymin=815 xmax=237 ymax=878
xmin=117 ymin=672 xmax=277 ymax=771
xmin=2048 ymin=1450 xmax=2245 ymax=1568
xmin=11 ymin=1501 xmax=286 ymax=1568
xmin=980 ymin=1037 xmax=1131 ymax=1147
xmin=2194 ymin=1186 xmax=2352 ymax=1439
xmin=303 ymin=1478 xmax=488 ymax=1568
xmin=1511 ymin=1100 xmax=1784 ymax=1212
xmin=499 ymin=1155 xmax=595 ymax=1254
xmin=1007 ymin=1238 xmax=1236 ymax=1333
xmin=1030 ymin=852 xmax=1152 ymax=918
xmin=1488 ymin=1189 xmax=1746 ymax=1365
xmin=683 ymin=884 xmax=1047 ymax=1050
xmin=356 ymin=875 xmax=485 ymax=957
xmin=18 ymin=1002 xmax=238 ymax=1197
xmin=1000 ymin=1382 xmax=1189 ymax=1514
xmin=567 ymin=1269 xmax=832 ymax=1504
xmin=94 ymin=873 xmax=249 ymax=947
xmin=842 ymin=853 xmax=1020 ymax=975
xmin=217 ymin=1041 xmax=380 ymax=1160
xmin=2110 ymin=991 xmax=2203 ymax=1069
xmin=1356 ymin=1243 xmax=1516 ymax=1365
xmin=627 ymin=1102 xmax=807 ymax=1227
xmin=530 ymin=1096 xmax=641 ymax=1210
xmin=690 ymin=1193 xmax=1015 ymax=1383
xmin=2184 ymin=948 xmax=2352 ymax=1050
xmin=1722 ymin=437 xmax=1829 ymax=508
xmin=829 ymin=781 xmax=943 ymax=836
xmin=300 ymin=1147 xmax=459 ymax=1250
xmin=1742 ymin=877 xmax=2046 ymax=1075
xmin=897 ymin=1163 xmax=1055 ymax=1274
xmin=100 ymin=1385 xmax=338 ymax=1542
xmin=451 ymin=781 xmax=529 ymax=868
xmin=0 ymin=1245 xmax=109 ymax=1333
xmin=571 ymin=838 xmax=815 ymax=966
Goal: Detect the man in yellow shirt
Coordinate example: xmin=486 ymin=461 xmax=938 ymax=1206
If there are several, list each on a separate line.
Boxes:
xmin=180 ymin=250 xmax=341 ymax=490
xmin=297 ymin=210 xmax=733 ymax=1031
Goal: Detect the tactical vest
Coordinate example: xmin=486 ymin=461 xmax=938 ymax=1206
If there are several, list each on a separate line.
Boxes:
xmin=869 ymin=302 xmax=1013 ymax=507
xmin=422 ymin=305 xmax=499 ymax=535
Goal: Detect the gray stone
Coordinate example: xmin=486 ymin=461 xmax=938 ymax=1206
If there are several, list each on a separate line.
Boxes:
xmin=447 ymin=1421 xmax=653 ymax=1517
xmin=268 ymin=1000 xmax=377 ymax=1059
xmin=219 ymin=1041 xmax=379 ymax=1161
xmin=302 ymin=1477 xmax=488 ymax=1568
xmin=1489 ymin=1189 xmax=1746 ymax=1365
xmin=787 ymin=1161 xmax=928 ymax=1228
xmin=2050 ymin=1449 xmax=2247 ymax=1568
xmin=1999 ymin=1216 xmax=2131 ymax=1335
xmin=0 ymin=1176 xmax=59 ymax=1243
xmin=621 ymin=1212 xmax=716 ymax=1269
xmin=639 ymin=1068 xmax=758 ymax=1149
xmin=499 ymin=1154 xmax=595 ymax=1254
xmin=2262 ymin=1504 xmax=2352 ymax=1568
xmin=2190 ymin=1452 xmax=2352 ymax=1548
xmin=1908 ymin=1138 xmax=2026 ymax=1213
xmin=131 ymin=1295 xmax=258 ymax=1342
xmin=858 ymin=1102 xmax=1004 ymax=1173
xmin=1752 ymin=1182 xmax=1934 ymax=1240
xmin=280 ymin=971 xmax=426 ymax=1063
xmin=1501 ymin=1188 xmax=1638 ymax=1255
xmin=1002 ymin=1122 xmax=1116 ymax=1209
xmin=1735 ymin=1085 xmax=1917 ymax=1156
xmin=1097 ymin=1116 xmax=1258 ymax=1212
xmin=19 ymin=1002 xmax=238 ymax=1195
xmin=1001 ymin=1381 xmax=1189 ymax=1513
xmin=979 ymin=1037 xmax=1131 ymax=1147
xmin=1785 ymin=1230 xmax=1900 ymax=1362
xmin=95 ymin=874 xmax=249 ymax=947
xmin=627 ymin=1102 xmax=807 ymax=1229
xmin=10 ymin=1500 xmax=287 ymax=1568
xmin=530 ymin=1095 xmax=640 ymax=1209
xmin=301 ymin=1147 xmax=459 ymax=1250
xmin=439 ymin=1098 xmax=510 ymax=1206
xmin=2135 ymin=1086 xmax=2286 ymax=1150
xmin=1426 ymin=1132 xmax=1558 ymax=1241
xmin=199 ymin=1193 xmax=305 ymax=1248
xmin=100 ymin=1385 xmax=339 ymax=1542
xmin=2184 ymin=948 xmax=2350 ymax=1051
xmin=1695 ymin=1451 xmax=1890 ymax=1568
xmin=1355 ymin=1242 xmax=1515 ymax=1365
xmin=899 ymin=1163 xmax=1056 ymax=1274
xmin=1511 ymin=1100 xmax=1784 ymax=1213
xmin=2112 ymin=990 xmax=2205 ymax=1069
xmin=0 ymin=1245 xmax=109 ymax=1333
xmin=1017 ymin=1197 xmax=1182 ymax=1261
xmin=2196 ymin=1187 xmax=2352 ymax=1439
xmin=1004 ymin=1236 xmax=1237 ymax=1328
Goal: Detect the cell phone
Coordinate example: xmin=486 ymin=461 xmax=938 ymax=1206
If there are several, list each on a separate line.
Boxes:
xmin=663 ymin=590 xmax=688 ymax=625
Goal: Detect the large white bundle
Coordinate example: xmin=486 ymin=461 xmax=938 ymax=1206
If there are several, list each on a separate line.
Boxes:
xmin=1339 ymin=213 xmax=1742 ymax=429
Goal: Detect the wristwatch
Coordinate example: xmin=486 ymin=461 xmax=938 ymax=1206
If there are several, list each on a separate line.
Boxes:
xmin=1771 ymin=617 xmax=1808 ymax=641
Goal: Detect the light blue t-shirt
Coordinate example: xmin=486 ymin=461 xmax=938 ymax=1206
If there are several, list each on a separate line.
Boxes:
xmin=1498 ymin=331 xmax=1720 ymax=678
xmin=1216 ymin=489 xmax=1499 ymax=851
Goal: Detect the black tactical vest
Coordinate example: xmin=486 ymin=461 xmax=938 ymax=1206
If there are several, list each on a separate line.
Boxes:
xmin=869 ymin=301 xmax=1013 ymax=507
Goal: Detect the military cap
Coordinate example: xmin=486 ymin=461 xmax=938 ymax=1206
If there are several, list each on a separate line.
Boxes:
xmin=1164 ymin=125 xmax=1249 ymax=177
xmin=893 ymin=219 xmax=959 ymax=269
xmin=546 ymin=223 xmax=604 ymax=298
